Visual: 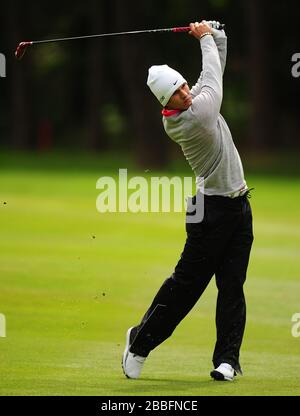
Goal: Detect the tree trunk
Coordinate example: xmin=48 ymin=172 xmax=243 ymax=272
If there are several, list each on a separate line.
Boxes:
xmin=85 ymin=0 xmax=107 ymax=150
xmin=245 ymin=0 xmax=277 ymax=149
xmin=112 ymin=0 xmax=168 ymax=168
xmin=5 ymin=0 xmax=33 ymax=149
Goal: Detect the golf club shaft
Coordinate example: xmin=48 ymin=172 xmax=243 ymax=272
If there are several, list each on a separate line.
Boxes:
xmin=15 ymin=24 xmax=225 ymax=60
xmin=28 ymin=25 xmax=225 ymax=45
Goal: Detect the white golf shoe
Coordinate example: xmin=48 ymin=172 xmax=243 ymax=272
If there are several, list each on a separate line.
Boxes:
xmin=210 ymin=363 xmax=236 ymax=381
xmin=122 ymin=327 xmax=146 ymax=379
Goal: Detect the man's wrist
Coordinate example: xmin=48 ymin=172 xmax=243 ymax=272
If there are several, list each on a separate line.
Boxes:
xmin=200 ymin=32 xmax=213 ymax=40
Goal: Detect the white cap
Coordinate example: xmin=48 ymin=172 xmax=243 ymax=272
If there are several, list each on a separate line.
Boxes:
xmin=147 ymin=65 xmax=187 ymax=107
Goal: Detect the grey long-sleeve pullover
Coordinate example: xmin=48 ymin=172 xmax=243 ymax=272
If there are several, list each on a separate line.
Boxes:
xmin=163 ymin=34 xmax=247 ymax=196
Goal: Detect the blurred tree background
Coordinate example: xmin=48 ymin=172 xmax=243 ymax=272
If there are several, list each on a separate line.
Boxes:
xmin=1 ymin=0 xmax=299 ymax=168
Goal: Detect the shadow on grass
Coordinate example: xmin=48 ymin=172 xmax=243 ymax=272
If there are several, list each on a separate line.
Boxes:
xmin=108 ymin=377 xmax=238 ymax=395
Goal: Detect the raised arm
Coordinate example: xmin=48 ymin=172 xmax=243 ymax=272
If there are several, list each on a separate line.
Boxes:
xmin=189 ymin=21 xmax=223 ymax=130
xmin=190 ymin=21 xmax=227 ymax=98
xmin=210 ymin=21 xmax=227 ymax=74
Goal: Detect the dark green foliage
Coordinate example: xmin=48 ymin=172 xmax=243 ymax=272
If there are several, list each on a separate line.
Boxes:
xmin=0 ymin=0 xmax=300 ymax=165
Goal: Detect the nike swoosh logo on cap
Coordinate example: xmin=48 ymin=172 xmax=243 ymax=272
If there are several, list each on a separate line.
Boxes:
xmin=173 ymin=80 xmax=178 ymax=85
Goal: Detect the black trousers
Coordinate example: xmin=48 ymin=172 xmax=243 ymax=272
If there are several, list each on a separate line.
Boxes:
xmin=130 ymin=192 xmax=254 ymax=375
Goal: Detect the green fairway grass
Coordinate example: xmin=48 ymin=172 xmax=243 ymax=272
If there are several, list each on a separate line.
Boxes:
xmin=0 ymin=152 xmax=300 ymax=396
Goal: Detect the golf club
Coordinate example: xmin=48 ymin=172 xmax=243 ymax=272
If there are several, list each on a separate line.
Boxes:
xmin=15 ymin=23 xmax=225 ymax=60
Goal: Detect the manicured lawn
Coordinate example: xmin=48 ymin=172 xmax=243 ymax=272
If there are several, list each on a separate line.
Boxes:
xmin=1 ymin=153 xmax=300 ymax=396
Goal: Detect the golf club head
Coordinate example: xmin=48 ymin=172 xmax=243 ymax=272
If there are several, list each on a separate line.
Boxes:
xmin=15 ymin=42 xmax=32 ymax=60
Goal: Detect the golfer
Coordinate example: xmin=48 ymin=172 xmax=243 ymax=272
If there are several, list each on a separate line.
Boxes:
xmin=122 ymin=20 xmax=254 ymax=381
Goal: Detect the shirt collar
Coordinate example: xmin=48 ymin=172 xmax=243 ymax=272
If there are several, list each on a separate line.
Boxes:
xmin=161 ymin=108 xmax=182 ymax=117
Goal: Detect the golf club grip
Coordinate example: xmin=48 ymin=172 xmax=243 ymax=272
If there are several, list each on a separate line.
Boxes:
xmin=173 ymin=24 xmax=225 ymax=33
